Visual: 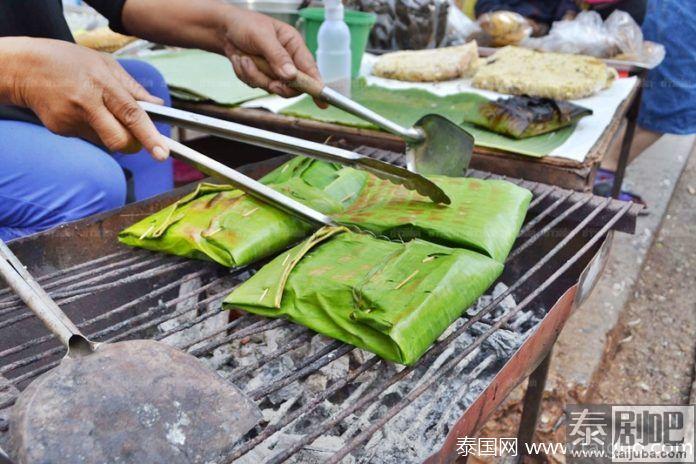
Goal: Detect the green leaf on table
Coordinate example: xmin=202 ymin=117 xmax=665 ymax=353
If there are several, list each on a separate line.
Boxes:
xmin=281 ymin=80 xmax=574 ymax=157
xmin=138 ymin=50 xmax=267 ymax=106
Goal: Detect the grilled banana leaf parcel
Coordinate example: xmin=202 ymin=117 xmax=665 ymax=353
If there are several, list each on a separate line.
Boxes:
xmin=224 ymin=227 xmax=504 ymax=365
xmin=336 ymin=172 xmax=532 ymax=263
xmin=120 ymin=157 xmax=530 ymax=267
xmin=118 ymin=183 xmax=310 ymax=267
xmin=268 ymin=157 xmax=532 ymax=263
xmin=462 ymin=96 xmax=592 ymax=139
xmin=118 ymin=158 xmax=365 ymax=267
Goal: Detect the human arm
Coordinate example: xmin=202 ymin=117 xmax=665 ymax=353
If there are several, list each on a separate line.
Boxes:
xmin=111 ymin=0 xmax=321 ymax=98
xmin=0 ymin=36 xmax=168 ymax=158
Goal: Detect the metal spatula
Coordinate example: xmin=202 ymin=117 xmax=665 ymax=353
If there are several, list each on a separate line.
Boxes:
xmin=141 ymin=102 xmax=451 ymax=205
xmin=250 ymin=57 xmax=476 ymax=177
xmin=0 ymin=239 xmax=262 ymax=464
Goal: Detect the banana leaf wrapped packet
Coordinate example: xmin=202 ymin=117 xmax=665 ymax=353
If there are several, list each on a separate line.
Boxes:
xmin=223 ymin=227 xmax=504 ymax=365
xmin=336 ymin=171 xmax=531 ymax=263
xmin=119 ymin=157 xmax=531 ymax=267
xmin=267 ymin=157 xmax=532 ymax=262
xmin=461 ymin=96 xmax=593 ymax=139
xmin=118 ymin=158 xmax=351 ymax=267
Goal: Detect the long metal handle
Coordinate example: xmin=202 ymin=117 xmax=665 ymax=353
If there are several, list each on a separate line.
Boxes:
xmin=141 ymin=102 xmax=365 ymax=166
xmin=247 ymin=56 xmax=424 ymax=142
xmin=143 ymin=101 xmax=451 ymax=205
xmin=0 ymin=445 xmax=12 ymax=464
xmin=0 ymin=240 xmax=94 ymax=356
xmin=319 ymin=86 xmax=423 ymax=142
xmin=162 ymin=137 xmax=336 ymax=227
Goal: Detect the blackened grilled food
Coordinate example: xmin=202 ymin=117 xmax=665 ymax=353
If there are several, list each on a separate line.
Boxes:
xmin=463 ymin=96 xmax=593 ymax=139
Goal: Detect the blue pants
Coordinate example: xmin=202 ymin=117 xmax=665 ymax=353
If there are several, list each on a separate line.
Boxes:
xmin=637 ymin=0 xmax=696 ymax=134
xmin=0 ymin=60 xmax=173 ymax=241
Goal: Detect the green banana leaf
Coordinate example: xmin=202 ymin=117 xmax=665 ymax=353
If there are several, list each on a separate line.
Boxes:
xmin=263 ymin=157 xmax=532 ymax=262
xmin=120 ymin=157 xmax=530 ymax=267
xmin=336 ymin=172 xmax=532 ymax=263
xmin=223 ymin=227 xmax=504 ymax=365
xmin=137 ymin=50 xmax=267 ymax=105
xmin=280 ymin=81 xmax=576 ymax=157
xmin=117 ymin=166 xmax=349 ymax=267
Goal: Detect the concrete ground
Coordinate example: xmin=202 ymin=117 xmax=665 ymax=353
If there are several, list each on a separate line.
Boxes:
xmin=591 ymin=144 xmax=696 ymax=404
xmin=552 ymin=133 xmax=696 ymax=401
xmin=473 ymin=134 xmax=696 ymax=462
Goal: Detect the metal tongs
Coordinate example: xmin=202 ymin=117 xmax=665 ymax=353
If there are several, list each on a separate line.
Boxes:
xmin=162 ymin=136 xmax=338 ymax=226
xmin=141 ymin=102 xmax=450 ymax=205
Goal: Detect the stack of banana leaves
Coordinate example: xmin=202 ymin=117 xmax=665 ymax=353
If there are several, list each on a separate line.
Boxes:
xmin=120 ymin=157 xmax=532 ymax=364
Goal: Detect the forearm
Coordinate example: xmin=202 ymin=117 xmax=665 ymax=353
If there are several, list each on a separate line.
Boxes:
xmin=120 ymin=0 xmax=233 ymax=54
xmin=0 ymin=37 xmax=42 ymax=106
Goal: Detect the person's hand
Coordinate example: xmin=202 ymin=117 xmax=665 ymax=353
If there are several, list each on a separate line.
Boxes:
xmin=9 ymin=38 xmax=169 ymax=159
xmin=220 ymin=7 xmax=326 ymax=104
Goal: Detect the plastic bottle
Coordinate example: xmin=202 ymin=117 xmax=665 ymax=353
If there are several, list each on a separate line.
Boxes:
xmin=316 ymin=0 xmax=352 ymax=96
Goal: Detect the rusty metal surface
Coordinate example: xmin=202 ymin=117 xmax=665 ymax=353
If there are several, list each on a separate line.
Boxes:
xmin=425 ymin=208 xmax=617 ymax=464
xmin=425 ymin=285 xmax=579 ymax=464
xmin=0 ymin=148 xmax=640 ymax=463
xmin=8 ymin=339 xmax=261 ymax=464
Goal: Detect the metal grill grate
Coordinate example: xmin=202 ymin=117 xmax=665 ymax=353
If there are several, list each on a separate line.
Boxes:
xmin=0 ymin=148 xmax=640 ymax=463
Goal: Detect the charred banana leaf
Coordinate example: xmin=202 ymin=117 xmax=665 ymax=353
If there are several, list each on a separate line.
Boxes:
xmin=462 ymin=96 xmax=592 ymax=139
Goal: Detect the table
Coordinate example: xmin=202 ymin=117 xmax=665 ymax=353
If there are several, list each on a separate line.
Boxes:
xmin=175 ymin=76 xmax=642 ymax=193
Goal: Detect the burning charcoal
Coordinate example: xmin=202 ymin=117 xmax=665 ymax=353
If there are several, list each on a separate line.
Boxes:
xmin=492 ymin=282 xmax=517 ymax=312
xmin=297 ymin=435 xmax=352 ymax=463
xmin=305 ymin=373 xmax=328 ymax=394
xmin=203 ymin=344 xmax=238 ymax=370
xmin=236 ymin=432 xmax=304 ymax=464
xmin=319 ymin=353 xmax=349 ymax=383
xmin=162 ymin=310 xmax=229 ymax=351
xmin=471 ymin=322 xmax=521 ymax=359
xmin=509 ymin=309 xmax=536 ymax=330
xmin=473 ymin=294 xmax=493 ymax=315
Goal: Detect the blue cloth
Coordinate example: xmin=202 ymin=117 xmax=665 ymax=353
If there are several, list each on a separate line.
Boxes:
xmin=0 ymin=59 xmax=173 ymax=241
xmin=637 ymin=0 xmax=696 ymax=134
xmin=474 ymin=1 xmax=646 ymax=27
xmin=112 ymin=59 xmax=173 ymax=201
xmin=475 ymin=0 xmax=578 ymax=24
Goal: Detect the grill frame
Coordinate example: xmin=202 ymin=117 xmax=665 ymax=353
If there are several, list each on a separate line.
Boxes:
xmin=0 ymin=149 xmax=640 ymax=463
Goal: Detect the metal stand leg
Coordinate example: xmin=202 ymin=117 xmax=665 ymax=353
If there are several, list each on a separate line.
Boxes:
xmin=516 ymin=350 xmax=553 ymax=461
xmin=611 ymin=72 xmax=646 ymax=199
xmin=0 ymin=446 xmax=12 ymax=464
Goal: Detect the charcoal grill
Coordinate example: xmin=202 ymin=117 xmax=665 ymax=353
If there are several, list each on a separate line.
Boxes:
xmin=0 ymin=146 xmax=640 ymax=463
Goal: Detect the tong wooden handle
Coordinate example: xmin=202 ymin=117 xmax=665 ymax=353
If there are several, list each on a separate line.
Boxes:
xmin=248 ymin=56 xmax=325 ymax=98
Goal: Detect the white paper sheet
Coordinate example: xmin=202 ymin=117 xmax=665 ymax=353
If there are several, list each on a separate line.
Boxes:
xmin=242 ymin=54 xmax=638 ymax=162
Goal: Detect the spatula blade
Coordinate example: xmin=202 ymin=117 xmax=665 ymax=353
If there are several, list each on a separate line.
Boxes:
xmin=354 ymin=157 xmax=452 ymax=205
xmin=408 ymin=114 xmax=475 ymax=178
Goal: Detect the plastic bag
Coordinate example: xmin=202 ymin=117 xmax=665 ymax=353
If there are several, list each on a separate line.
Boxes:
xmin=443 ymin=3 xmax=480 ymax=46
xmin=605 ymin=11 xmax=665 ymax=67
xmin=523 ymin=10 xmax=616 ymax=56
xmin=523 ymin=10 xmax=665 ymax=68
xmin=477 ymin=11 xmax=532 ymax=47
xmin=346 ymin=0 xmax=451 ymax=50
